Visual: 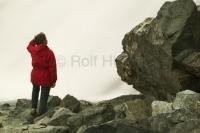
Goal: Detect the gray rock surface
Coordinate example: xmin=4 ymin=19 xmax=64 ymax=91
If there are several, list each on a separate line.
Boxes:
xmin=170 ymin=120 xmax=200 ymax=133
xmin=149 ymin=108 xmax=200 ymax=133
xmin=67 ymin=104 xmax=115 ymax=132
xmin=1 ymin=90 xmax=200 ymax=132
xmin=115 ymin=0 xmax=200 ymax=100
xmin=0 ymin=125 xmax=70 ymax=133
xmin=152 ymin=101 xmax=174 ymax=116
xmin=1 ymin=94 xmax=151 ymax=132
xmin=34 ymin=107 xmax=75 ymax=126
xmin=97 ymin=94 xmax=145 ymax=106
xmin=114 ymin=99 xmax=151 ymax=121
xmin=172 ymin=90 xmax=200 ymax=110
xmin=77 ymin=119 xmax=155 ymax=133
xmin=47 ymin=95 xmax=62 ymax=109
xmin=61 ymin=94 xmax=81 ymax=113
xmin=146 ymin=90 xmax=200 ymax=133
xmin=16 ymin=99 xmax=32 ymax=110
xmin=79 ymin=100 xmax=93 ymax=111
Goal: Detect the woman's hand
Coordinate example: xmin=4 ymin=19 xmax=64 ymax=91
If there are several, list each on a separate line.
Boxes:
xmin=51 ymin=83 xmax=56 ymax=88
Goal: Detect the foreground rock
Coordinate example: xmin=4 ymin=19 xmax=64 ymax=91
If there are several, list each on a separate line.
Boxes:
xmin=47 ymin=96 xmax=62 ymax=109
xmin=113 ymin=98 xmax=151 ymax=121
xmin=1 ymin=125 xmax=70 ymax=133
xmin=172 ymin=90 xmax=200 ymax=110
xmin=1 ymin=89 xmax=200 ymax=132
xmin=77 ymin=119 xmax=155 ymax=133
xmin=67 ymin=104 xmax=115 ymax=132
xmin=61 ymin=94 xmax=81 ymax=113
xmin=34 ymin=107 xmax=75 ymax=126
xmin=0 ymin=94 xmax=150 ymax=133
xmin=115 ymin=0 xmax=200 ymax=100
xmin=146 ymin=90 xmax=200 ymax=133
xmin=152 ymin=101 xmax=173 ymax=117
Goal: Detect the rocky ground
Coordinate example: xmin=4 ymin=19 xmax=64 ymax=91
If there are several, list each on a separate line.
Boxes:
xmin=1 ymin=0 xmax=200 ymax=132
xmin=1 ymin=90 xmax=200 ymax=133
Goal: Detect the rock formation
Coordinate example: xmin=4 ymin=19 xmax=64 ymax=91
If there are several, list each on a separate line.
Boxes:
xmin=116 ymin=0 xmax=200 ymax=100
xmin=0 ymin=94 xmax=151 ymax=133
xmin=1 ymin=90 xmax=200 ymax=132
xmin=1 ymin=0 xmax=200 ymax=132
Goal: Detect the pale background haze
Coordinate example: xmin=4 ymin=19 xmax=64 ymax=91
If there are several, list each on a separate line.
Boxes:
xmin=0 ymin=0 xmax=199 ymax=102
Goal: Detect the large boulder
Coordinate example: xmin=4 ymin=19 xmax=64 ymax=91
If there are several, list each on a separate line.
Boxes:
xmin=115 ymin=0 xmax=200 ymax=100
xmin=67 ymin=104 xmax=115 ymax=132
xmin=150 ymin=90 xmax=200 ymax=117
xmin=141 ymin=90 xmax=200 ymax=132
xmin=61 ymin=94 xmax=81 ymax=113
xmin=149 ymin=108 xmax=200 ymax=133
xmin=34 ymin=107 xmax=75 ymax=126
xmin=4 ymin=99 xmax=32 ymax=126
xmin=15 ymin=99 xmax=31 ymax=110
xmin=172 ymin=90 xmax=200 ymax=110
xmin=47 ymin=96 xmax=62 ymax=109
xmin=114 ymin=99 xmax=151 ymax=121
xmin=97 ymin=95 xmax=151 ymax=121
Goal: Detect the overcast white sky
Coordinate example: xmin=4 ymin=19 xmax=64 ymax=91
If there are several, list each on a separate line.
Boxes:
xmin=0 ymin=0 xmax=199 ymax=102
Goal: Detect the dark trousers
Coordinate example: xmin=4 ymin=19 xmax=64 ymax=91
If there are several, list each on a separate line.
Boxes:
xmin=32 ymin=84 xmax=50 ymax=115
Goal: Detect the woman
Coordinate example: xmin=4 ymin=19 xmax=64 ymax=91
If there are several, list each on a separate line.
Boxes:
xmin=27 ymin=32 xmax=57 ymax=116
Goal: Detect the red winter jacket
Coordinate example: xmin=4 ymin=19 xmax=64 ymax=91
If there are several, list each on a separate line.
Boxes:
xmin=27 ymin=41 xmax=57 ymax=87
